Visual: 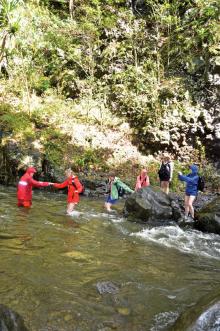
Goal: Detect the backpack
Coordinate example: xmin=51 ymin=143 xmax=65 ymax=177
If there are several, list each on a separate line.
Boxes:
xmin=197 ymin=176 xmax=205 ymax=192
xmin=71 ymin=178 xmax=85 ymax=194
xmin=139 ymin=176 xmax=147 ymax=184
xmin=139 ymin=176 xmax=149 ymax=186
xmin=158 ymin=163 xmax=170 ymax=178
xmin=115 ymin=183 xmax=126 ymax=197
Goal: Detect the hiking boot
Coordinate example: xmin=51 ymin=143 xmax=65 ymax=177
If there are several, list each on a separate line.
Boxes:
xmin=184 ymin=215 xmax=194 ymax=223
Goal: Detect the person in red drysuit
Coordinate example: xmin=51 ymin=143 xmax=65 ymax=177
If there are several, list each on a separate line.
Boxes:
xmin=53 ymin=168 xmax=83 ymax=214
xmin=17 ymin=167 xmax=51 ymax=207
xmin=135 ymin=169 xmax=150 ymax=191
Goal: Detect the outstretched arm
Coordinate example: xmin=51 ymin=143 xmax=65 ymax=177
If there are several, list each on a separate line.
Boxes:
xmin=178 ymin=173 xmax=197 ymax=183
xmin=29 ymin=178 xmax=49 ymax=187
xmin=53 ymin=179 xmax=69 ymax=189
xmin=116 ymin=179 xmax=134 ymax=193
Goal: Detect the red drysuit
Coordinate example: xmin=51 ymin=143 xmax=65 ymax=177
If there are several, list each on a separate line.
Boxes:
xmin=53 ymin=176 xmax=83 ymax=203
xmin=17 ymin=167 xmax=49 ymax=207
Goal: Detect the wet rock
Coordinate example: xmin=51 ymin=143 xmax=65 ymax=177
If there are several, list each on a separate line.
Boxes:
xmin=188 ymin=301 xmax=220 ymax=331
xmin=0 ymin=304 xmax=28 ymax=331
xmin=124 ymin=187 xmax=182 ymax=222
xmin=170 ymin=298 xmax=220 ymax=331
xmin=96 ymin=282 xmax=119 ymax=295
xmin=117 ymin=307 xmax=130 ymax=316
xmin=177 ymin=216 xmax=195 ymax=230
xmin=195 ymin=196 xmax=220 ymax=235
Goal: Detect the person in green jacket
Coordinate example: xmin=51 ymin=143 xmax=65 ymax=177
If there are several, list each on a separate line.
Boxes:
xmin=105 ymin=171 xmax=134 ymax=212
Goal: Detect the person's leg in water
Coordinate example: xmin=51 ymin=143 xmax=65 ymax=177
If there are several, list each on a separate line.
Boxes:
xmin=188 ymin=195 xmax=196 ymax=219
xmin=105 ymin=196 xmax=118 ymax=212
xmin=66 ymin=202 xmax=76 ymax=214
xmin=105 ymin=201 xmax=112 ymax=212
xmin=17 ymin=200 xmax=32 ymax=208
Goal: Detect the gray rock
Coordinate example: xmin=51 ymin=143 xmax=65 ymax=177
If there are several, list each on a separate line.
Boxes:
xmin=188 ymin=301 xmax=220 ymax=331
xmin=195 ymin=196 xmax=220 ymax=235
xmin=96 ymin=282 xmax=119 ymax=295
xmin=124 ymin=187 xmax=182 ymax=222
xmin=0 ymin=304 xmax=28 ymax=331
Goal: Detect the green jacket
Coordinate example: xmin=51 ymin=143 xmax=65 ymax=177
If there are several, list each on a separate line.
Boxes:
xmin=109 ymin=177 xmax=134 ymax=200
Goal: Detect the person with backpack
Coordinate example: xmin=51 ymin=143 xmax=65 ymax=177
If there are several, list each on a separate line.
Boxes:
xmin=135 ymin=169 xmax=150 ymax=191
xmin=105 ymin=172 xmax=134 ymax=212
xmin=53 ymin=168 xmax=83 ymax=214
xmin=158 ymin=155 xmax=173 ymax=194
xmin=178 ymin=164 xmax=199 ymax=220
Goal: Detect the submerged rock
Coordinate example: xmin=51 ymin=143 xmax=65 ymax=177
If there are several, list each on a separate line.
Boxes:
xmin=124 ymin=187 xmax=182 ymax=223
xmin=0 ymin=304 xmax=28 ymax=331
xmin=195 ymin=196 xmax=220 ymax=235
xmin=96 ymin=281 xmax=119 ymax=295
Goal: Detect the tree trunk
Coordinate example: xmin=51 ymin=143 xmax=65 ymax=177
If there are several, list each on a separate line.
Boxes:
xmin=0 ymin=30 xmax=9 ymax=64
xmin=69 ymin=0 xmax=74 ymax=19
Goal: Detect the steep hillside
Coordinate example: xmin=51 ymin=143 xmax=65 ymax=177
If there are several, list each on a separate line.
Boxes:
xmin=0 ymin=0 xmax=219 ymax=186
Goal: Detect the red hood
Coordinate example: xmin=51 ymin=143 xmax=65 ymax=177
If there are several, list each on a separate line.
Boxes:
xmin=26 ymin=167 xmax=37 ymax=174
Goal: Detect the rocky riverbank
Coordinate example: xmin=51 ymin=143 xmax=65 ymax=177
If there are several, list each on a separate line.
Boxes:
xmin=124 ymin=187 xmax=220 ymax=235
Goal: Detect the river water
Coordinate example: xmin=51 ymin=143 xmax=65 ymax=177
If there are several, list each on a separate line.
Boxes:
xmin=0 ymin=186 xmax=220 ymax=331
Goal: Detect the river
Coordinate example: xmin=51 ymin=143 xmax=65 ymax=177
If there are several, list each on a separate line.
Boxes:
xmin=0 ymin=186 xmax=220 ymax=331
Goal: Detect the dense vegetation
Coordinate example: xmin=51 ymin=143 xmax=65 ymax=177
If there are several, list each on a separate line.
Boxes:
xmin=0 ymin=0 xmax=219 ymax=188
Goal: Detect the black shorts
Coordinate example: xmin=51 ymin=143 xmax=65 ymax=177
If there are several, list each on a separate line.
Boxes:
xmin=159 ymin=176 xmax=170 ymax=182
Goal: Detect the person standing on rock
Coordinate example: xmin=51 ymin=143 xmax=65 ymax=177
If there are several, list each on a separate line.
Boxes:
xmin=158 ymin=155 xmax=173 ymax=194
xmin=17 ymin=167 xmax=52 ymax=208
xmin=105 ymin=172 xmax=134 ymax=212
xmin=53 ymin=168 xmax=83 ymax=215
xmin=135 ymin=169 xmax=150 ymax=191
xmin=178 ymin=164 xmax=199 ymax=220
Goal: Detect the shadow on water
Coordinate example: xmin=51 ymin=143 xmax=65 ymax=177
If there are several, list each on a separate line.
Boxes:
xmin=0 ymin=185 xmax=220 ymax=331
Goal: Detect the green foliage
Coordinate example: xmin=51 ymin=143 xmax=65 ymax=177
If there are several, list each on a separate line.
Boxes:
xmin=72 ymin=147 xmax=111 ymax=172
xmin=200 ymin=161 xmax=220 ymax=191
xmin=0 ymin=102 xmax=13 ymax=115
xmin=32 ymin=76 xmax=51 ymax=95
xmin=0 ymin=108 xmax=35 ymax=138
xmin=41 ymin=128 xmax=69 ymax=166
xmin=0 ymin=0 xmax=23 ymax=27
xmin=0 ymin=0 xmax=219 ymax=182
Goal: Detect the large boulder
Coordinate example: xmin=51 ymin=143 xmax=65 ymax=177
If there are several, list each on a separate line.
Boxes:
xmin=195 ymin=196 xmax=220 ymax=235
xmin=124 ymin=187 xmax=182 ymax=222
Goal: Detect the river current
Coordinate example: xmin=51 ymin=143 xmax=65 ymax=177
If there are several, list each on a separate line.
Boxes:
xmin=0 ymin=186 xmax=220 ymax=331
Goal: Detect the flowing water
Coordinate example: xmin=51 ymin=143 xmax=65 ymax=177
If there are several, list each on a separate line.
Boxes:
xmin=0 ymin=186 xmax=220 ymax=331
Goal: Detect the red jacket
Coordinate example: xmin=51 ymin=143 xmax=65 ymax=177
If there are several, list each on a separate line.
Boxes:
xmin=17 ymin=171 xmax=49 ymax=201
xmin=53 ymin=176 xmax=83 ymax=203
xmin=135 ymin=171 xmax=150 ymax=191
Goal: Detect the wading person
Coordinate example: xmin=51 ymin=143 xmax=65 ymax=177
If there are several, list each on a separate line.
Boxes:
xmin=135 ymin=169 xmax=150 ymax=191
xmin=17 ymin=167 xmax=51 ymax=208
xmin=53 ymin=168 xmax=83 ymax=215
xmin=105 ymin=172 xmax=134 ymax=212
xmin=178 ymin=164 xmax=199 ymax=220
xmin=158 ymin=155 xmax=173 ymax=194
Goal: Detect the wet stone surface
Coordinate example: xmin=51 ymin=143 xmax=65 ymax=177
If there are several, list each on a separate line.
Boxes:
xmin=96 ymin=282 xmax=120 ymax=295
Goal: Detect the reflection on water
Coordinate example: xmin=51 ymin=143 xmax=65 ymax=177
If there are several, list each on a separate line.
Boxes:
xmin=0 ymin=186 xmax=220 ymax=331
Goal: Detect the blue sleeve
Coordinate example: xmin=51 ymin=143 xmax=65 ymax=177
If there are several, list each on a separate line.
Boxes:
xmin=178 ymin=174 xmax=198 ymax=183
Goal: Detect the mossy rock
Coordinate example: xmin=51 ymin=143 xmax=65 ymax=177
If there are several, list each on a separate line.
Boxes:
xmin=195 ymin=196 xmax=220 ymax=235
